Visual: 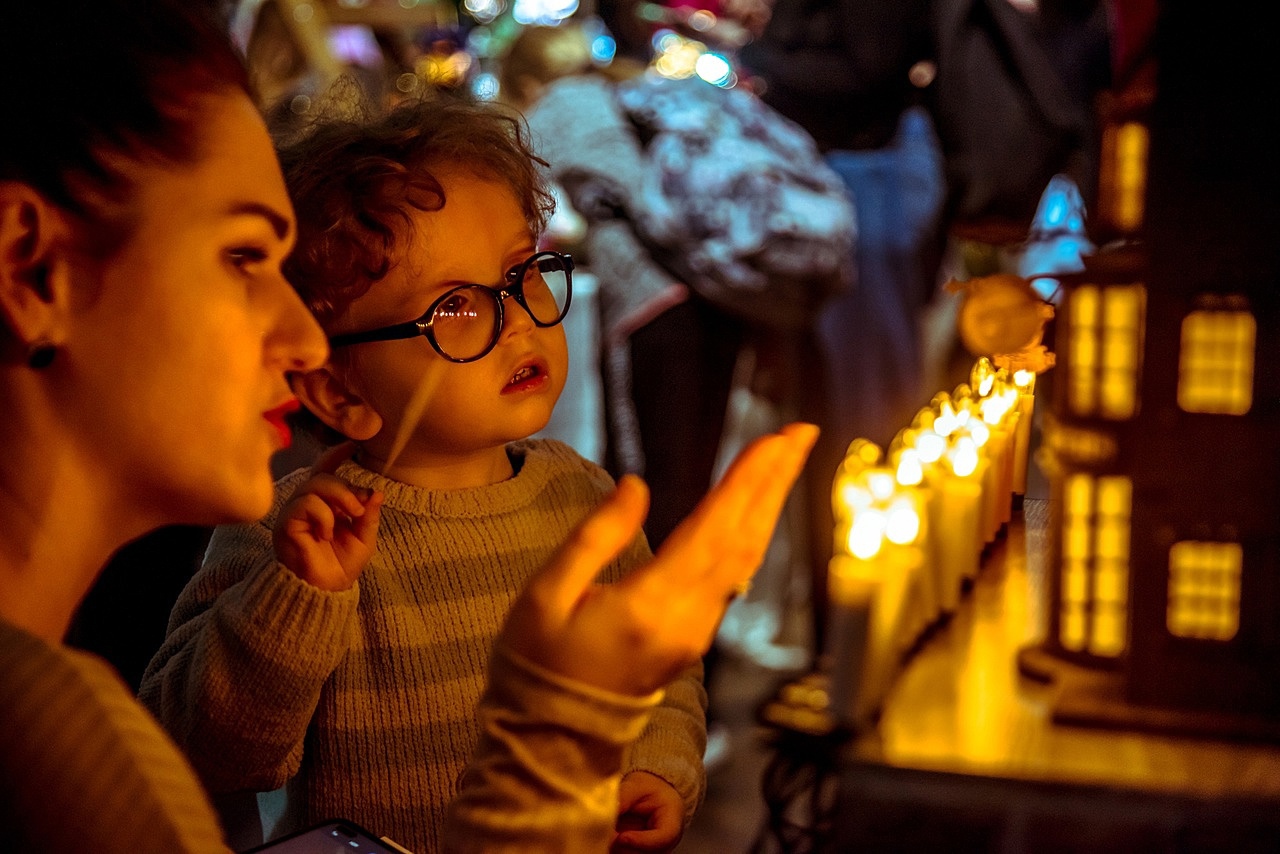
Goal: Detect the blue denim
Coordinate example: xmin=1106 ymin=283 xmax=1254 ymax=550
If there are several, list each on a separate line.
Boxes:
xmin=817 ymin=106 xmax=946 ymax=449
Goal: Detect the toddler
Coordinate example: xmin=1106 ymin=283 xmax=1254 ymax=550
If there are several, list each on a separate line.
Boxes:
xmin=141 ymin=95 xmax=705 ymax=854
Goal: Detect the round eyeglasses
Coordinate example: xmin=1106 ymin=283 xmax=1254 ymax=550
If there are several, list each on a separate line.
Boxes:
xmin=328 ymin=251 xmax=573 ymax=363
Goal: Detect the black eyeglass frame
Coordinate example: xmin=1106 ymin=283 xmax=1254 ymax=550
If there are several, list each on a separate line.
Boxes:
xmin=327 ymin=251 xmax=574 ymax=364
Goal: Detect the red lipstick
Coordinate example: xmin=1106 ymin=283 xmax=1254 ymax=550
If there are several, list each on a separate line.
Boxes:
xmin=263 ymin=398 xmax=301 ymax=449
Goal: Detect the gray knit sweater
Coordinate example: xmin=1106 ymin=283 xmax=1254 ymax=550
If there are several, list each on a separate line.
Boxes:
xmin=140 ymin=439 xmax=705 ymax=853
xmin=1 ymin=614 xmax=665 ymax=853
xmin=2 ymin=618 xmax=227 ymax=853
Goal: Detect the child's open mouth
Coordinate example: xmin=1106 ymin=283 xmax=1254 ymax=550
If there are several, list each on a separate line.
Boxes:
xmin=504 ymin=358 xmax=549 ymax=392
xmin=509 ymin=365 xmax=539 ymax=385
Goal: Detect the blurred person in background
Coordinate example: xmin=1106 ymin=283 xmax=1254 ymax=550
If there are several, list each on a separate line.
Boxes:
xmin=740 ymin=0 xmax=947 ymax=658
xmin=739 ymin=0 xmax=1108 ymax=657
xmin=499 ymin=23 xmax=751 ymax=772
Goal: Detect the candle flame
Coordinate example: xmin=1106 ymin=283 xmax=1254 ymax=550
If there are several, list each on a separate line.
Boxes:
xmin=968 ymin=420 xmax=991 ymax=447
xmin=935 ymin=403 xmax=959 ymax=437
xmin=895 ymin=449 xmax=924 ymax=486
xmin=867 ymin=470 xmax=896 ymax=501
xmin=980 ymin=394 xmax=1012 ymax=425
xmin=838 ymin=480 xmax=873 ymax=512
xmin=950 ymin=437 xmax=980 ymax=477
xmin=846 ymin=438 xmax=883 ymax=467
xmin=848 ymin=511 xmax=886 ymax=559
xmin=885 ymin=497 xmax=921 ymax=545
xmin=970 ymin=357 xmax=995 ymax=395
xmin=916 ymin=430 xmax=946 ymax=463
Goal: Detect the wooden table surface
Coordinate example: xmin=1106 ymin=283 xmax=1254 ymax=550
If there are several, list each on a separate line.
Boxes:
xmin=849 ymin=498 xmax=1280 ymax=800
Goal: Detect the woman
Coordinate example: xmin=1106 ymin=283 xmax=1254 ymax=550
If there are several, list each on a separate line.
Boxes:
xmin=0 ymin=2 xmax=815 ymax=852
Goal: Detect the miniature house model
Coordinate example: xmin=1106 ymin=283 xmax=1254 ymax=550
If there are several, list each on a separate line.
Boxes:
xmin=1019 ymin=5 xmax=1280 ymax=737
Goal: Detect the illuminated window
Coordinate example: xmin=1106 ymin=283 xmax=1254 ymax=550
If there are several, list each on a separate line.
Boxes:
xmin=1167 ymin=541 xmax=1242 ymax=641
xmin=1068 ymin=284 xmax=1144 ymax=419
xmin=1059 ymin=474 xmax=1132 ymax=656
xmin=1178 ymin=310 xmax=1255 ymax=414
xmin=1100 ymin=121 xmax=1149 ymax=233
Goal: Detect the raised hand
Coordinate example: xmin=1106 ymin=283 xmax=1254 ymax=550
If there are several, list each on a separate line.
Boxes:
xmin=272 ymin=442 xmax=384 ymax=592
xmin=499 ymin=422 xmax=818 ymax=697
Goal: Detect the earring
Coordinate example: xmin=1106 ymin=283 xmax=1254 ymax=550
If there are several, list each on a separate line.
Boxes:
xmin=26 ymin=339 xmax=56 ymax=369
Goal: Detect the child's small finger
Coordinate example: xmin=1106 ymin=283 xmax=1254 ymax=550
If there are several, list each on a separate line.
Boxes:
xmin=288 ymin=493 xmax=337 ymax=542
xmin=351 ymin=491 xmax=384 ymax=543
xmin=299 ymin=474 xmax=370 ymax=518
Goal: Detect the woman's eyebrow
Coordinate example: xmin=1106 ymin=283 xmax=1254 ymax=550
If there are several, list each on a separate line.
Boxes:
xmin=225 ymin=201 xmax=292 ymax=240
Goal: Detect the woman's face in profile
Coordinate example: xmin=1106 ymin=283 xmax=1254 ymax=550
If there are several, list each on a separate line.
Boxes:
xmin=66 ymin=89 xmax=326 ymax=526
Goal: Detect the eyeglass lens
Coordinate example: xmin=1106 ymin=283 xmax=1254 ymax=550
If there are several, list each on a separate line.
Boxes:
xmin=432 ymin=253 xmax=570 ymax=361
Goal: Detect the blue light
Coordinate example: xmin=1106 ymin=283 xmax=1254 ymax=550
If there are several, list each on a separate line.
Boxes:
xmin=472 ymin=71 xmax=499 ymax=100
xmin=590 ymin=34 xmax=617 ymax=64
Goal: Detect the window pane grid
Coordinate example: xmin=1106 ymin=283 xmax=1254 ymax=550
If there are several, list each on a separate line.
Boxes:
xmin=1058 ymin=474 xmax=1133 ymax=657
xmin=1178 ymin=310 xmax=1255 ymax=415
xmin=1068 ymin=285 xmax=1143 ymax=419
xmin=1167 ymin=541 xmax=1242 ymax=641
xmin=1113 ymin=122 xmax=1149 ymax=231
xmin=1069 ymin=287 xmax=1099 ymax=414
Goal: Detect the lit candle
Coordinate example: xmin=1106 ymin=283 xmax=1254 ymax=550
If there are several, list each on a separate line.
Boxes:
xmin=936 ymin=435 xmax=983 ymax=593
xmin=978 ymin=379 xmax=1018 ymax=530
xmin=1011 ymin=369 xmax=1037 ymax=496
xmin=883 ymin=490 xmax=927 ymax=654
xmin=827 ymin=551 xmax=878 ymax=728
xmin=827 ymin=462 xmax=881 ymax=729
xmin=890 ymin=435 xmax=939 ymax=628
xmin=863 ymin=463 xmax=929 ymax=654
xmin=827 ymin=442 xmax=878 ymax=728
xmin=827 ymin=507 xmax=917 ymax=726
xmin=952 ymin=381 xmax=999 ymax=550
xmin=914 ymin=425 xmax=960 ymax=615
xmin=827 ymin=449 xmax=923 ymax=728
xmin=968 ymin=418 xmax=1001 ymax=547
xmin=929 ymin=392 xmax=985 ymax=591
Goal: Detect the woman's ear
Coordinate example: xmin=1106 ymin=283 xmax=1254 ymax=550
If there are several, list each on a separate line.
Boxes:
xmin=289 ymin=367 xmax=384 ymax=442
xmin=0 ymin=182 xmax=75 ymax=348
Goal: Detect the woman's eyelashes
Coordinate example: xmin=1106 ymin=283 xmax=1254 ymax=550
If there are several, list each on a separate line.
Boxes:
xmin=225 ymin=245 xmax=271 ymax=277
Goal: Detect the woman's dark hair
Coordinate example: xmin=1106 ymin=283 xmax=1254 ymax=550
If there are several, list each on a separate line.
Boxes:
xmin=0 ymin=0 xmax=250 ymax=239
xmin=276 ymin=93 xmax=555 ymax=330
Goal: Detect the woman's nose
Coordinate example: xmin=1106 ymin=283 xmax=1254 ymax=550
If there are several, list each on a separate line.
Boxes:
xmin=269 ymin=277 xmax=328 ymax=371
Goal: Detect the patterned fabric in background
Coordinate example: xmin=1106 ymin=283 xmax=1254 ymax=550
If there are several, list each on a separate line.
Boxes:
xmin=615 ymin=75 xmax=857 ymax=330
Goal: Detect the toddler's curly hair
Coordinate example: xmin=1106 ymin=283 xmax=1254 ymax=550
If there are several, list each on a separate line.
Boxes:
xmin=277 ymin=92 xmax=555 ymax=331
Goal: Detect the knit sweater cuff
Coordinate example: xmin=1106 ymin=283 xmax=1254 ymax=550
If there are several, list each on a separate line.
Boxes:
xmin=224 ymin=559 xmax=359 ymax=670
xmin=443 ymin=645 xmax=663 ymax=853
xmin=489 ymin=644 xmax=665 ymax=729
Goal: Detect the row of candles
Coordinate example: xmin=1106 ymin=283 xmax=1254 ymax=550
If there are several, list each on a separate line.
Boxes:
xmin=827 ymin=358 xmax=1037 ymax=728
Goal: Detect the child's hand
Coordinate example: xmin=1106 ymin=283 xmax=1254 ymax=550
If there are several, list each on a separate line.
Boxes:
xmin=273 ymin=442 xmax=383 ymax=592
xmin=498 ymin=422 xmax=818 ymax=697
xmin=612 ymin=771 xmax=685 ymax=852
